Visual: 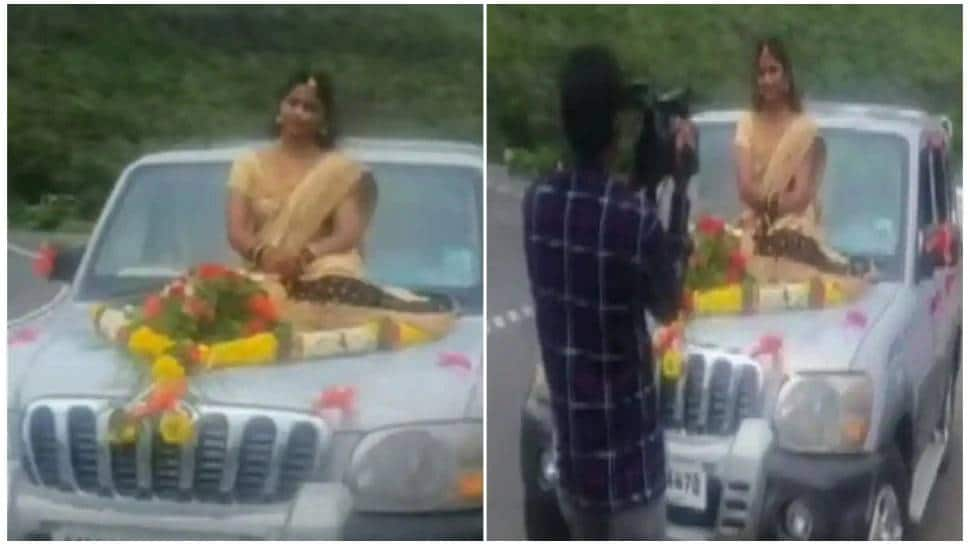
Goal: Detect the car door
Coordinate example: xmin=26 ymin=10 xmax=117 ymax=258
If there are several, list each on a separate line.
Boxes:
xmin=911 ymin=140 xmax=946 ymax=448
xmin=928 ymin=141 xmax=959 ymax=369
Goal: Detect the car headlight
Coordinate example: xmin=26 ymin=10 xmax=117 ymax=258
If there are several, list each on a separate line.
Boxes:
xmin=774 ymin=373 xmax=873 ymax=453
xmin=347 ymin=420 xmax=482 ymax=513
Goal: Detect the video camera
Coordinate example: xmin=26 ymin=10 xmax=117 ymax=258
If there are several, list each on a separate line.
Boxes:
xmin=626 ymin=83 xmax=699 ymax=198
xmin=625 ymin=83 xmax=698 ymax=279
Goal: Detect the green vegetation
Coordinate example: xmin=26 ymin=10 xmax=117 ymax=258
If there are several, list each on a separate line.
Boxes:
xmin=9 ymin=5 xmax=482 ymax=230
xmin=488 ymin=5 xmax=962 ymax=174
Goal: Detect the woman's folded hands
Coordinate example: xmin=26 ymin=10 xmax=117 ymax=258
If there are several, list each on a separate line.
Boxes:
xmin=259 ymin=245 xmax=304 ymax=281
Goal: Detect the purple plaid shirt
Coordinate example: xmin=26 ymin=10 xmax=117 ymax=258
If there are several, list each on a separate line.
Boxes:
xmin=523 ymin=166 xmax=684 ymax=512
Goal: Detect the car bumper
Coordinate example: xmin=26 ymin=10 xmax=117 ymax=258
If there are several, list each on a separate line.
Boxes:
xmin=8 ymin=461 xmax=481 ymax=540
xmin=342 ymin=510 xmax=482 ymax=540
xmin=758 ymin=448 xmax=882 ymax=539
xmin=665 ymin=421 xmax=880 ymax=540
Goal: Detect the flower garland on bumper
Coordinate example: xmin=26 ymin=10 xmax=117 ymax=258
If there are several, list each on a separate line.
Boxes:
xmin=91 ymin=263 xmax=447 ymax=446
xmin=92 ymin=264 xmax=291 ymax=446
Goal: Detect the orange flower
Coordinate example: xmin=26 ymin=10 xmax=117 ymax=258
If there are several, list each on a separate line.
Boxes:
xmin=136 ymin=378 xmax=188 ymax=416
xmin=247 ymin=294 xmax=279 ymax=322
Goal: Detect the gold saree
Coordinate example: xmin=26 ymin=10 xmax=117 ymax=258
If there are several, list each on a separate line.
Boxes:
xmin=735 ymin=113 xmax=866 ymax=294
xmin=228 ymin=149 xmax=456 ymax=338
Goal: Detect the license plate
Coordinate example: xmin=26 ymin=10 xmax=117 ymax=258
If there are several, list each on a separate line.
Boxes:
xmin=666 ymin=460 xmax=707 ymax=511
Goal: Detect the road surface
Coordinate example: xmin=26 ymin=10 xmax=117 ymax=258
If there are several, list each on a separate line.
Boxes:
xmin=485 ymin=165 xmax=962 ymax=540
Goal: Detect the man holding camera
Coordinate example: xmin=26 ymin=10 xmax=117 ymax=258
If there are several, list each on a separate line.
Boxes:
xmin=521 ymin=44 xmax=696 ymax=539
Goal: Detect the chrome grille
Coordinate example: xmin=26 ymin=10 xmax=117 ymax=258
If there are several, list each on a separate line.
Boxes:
xmin=23 ymin=399 xmax=328 ymax=503
xmin=661 ymin=350 xmax=763 ymax=435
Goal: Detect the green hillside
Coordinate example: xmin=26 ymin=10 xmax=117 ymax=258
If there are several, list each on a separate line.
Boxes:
xmin=9 ymin=5 xmax=482 ymax=229
xmin=488 ymin=5 xmax=962 ymax=172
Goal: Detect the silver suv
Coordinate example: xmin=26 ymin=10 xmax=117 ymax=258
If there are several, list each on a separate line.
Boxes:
xmin=521 ymin=103 xmax=961 ymax=539
xmin=8 ymin=138 xmax=484 ymax=539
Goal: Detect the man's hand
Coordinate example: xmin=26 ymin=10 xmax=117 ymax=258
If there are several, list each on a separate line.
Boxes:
xmin=673 ymin=118 xmax=699 ymax=184
xmin=674 ymin=118 xmax=698 ymax=156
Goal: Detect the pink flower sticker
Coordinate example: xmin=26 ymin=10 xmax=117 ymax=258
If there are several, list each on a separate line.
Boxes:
xmin=438 ymin=351 xmax=473 ymax=371
xmin=751 ymin=334 xmax=785 ymax=374
xmin=930 ymin=291 xmax=941 ymax=316
xmin=9 ymin=328 xmax=39 ymax=345
xmin=945 ymin=272 xmax=957 ymax=294
xmin=845 ymin=310 xmax=868 ymax=329
xmin=314 ymin=386 xmax=356 ymax=413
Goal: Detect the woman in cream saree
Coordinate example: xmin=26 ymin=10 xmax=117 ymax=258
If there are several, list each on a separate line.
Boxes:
xmin=226 ymin=70 xmax=455 ymax=349
xmin=735 ymin=39 xmax=867 ymax=294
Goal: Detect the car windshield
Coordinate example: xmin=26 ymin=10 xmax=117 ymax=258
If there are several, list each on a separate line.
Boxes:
xmin=78 ymin=157 xmax=483 ymax=313
xmin=691 ymin=122 xmax=910 ymax=280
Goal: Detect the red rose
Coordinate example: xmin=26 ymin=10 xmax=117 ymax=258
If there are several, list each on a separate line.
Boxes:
xmin=168 ymin=282 xmax=186 ymax=299
xmin=244 ymin=317 xmax=268 ymax=336
xmin=729 ymin=249 xmax=747 ymax=272
xmin=196 ymin=262 xmax=231 ymax=280
xmin=697 ymin=215 xmax=726 ymax=237
xmin=143 ymin=295 xmax=164 ymax=320
xmin=32 ymin=244 xmax=59 ymax=278
xmin=183 ymin=297 xmax=214 ymax=322
xmin=725 ymin=267 xmax=743 ymax=284
xmin=247 ymin=294 xmax=279 ymax=322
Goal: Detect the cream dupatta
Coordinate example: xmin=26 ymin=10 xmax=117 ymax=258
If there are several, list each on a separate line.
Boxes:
xmin=739 ymin=114 xmax=865 ymax=293
xmin=242 ymin=151 xmax=457 ymax=338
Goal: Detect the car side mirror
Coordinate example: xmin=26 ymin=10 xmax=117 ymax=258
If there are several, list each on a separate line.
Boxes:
xmin=34 ymin=243 xmax=87 ymax=284
xmin=917 ymin=225 xmax=961 ymax=280
xmin=916 ymin=228 xmax=939 ymax=280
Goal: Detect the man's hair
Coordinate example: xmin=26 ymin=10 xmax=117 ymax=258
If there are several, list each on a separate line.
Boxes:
xmin=559 ymin=44 xmax=626 ymax=164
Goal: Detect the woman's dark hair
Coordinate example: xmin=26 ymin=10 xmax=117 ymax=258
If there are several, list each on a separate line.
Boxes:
xmin=751 ymin=37 xmax=802 ymax=112
xmin=272 ymin=69 xmax=338 ymax=148
xmin=559 ymin=44 xmax=626 ymax=164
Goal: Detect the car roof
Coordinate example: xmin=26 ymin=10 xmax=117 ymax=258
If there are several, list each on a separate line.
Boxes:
xmin=131 ymin=137 xmax=482 ymax=170
xmin=693 ymin=101 xmax=946 ymax=135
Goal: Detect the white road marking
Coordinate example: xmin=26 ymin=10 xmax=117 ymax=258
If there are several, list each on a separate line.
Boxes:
xmin=9 ymin=243 xmax=39 ymax=259
xmin=487 ymin=303 xmax=536 ymax=335
xmin=488 ymin=182 xmax=524 ymax=198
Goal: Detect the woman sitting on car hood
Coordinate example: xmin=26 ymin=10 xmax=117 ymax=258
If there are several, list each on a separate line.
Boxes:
xmin=225 ymin=69 xmax=454 ymax=337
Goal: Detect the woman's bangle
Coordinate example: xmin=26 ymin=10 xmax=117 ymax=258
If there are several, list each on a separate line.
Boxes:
xmin=300 ymin=246 xmax=317 ymax=265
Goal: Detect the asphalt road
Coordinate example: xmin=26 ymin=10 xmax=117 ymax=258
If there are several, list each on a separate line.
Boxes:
xmin=485 ymin=165 xmax=962 ymax=540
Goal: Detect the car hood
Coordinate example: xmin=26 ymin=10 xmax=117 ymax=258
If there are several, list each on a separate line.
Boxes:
xmin=13 ymin=302 xmax=483 ymax=431
xmin=685 ymin=282 xmax=898 ymax=372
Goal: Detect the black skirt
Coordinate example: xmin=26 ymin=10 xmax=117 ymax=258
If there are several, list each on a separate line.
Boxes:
xmin=289 ymin=276 xmax=453 ymax=313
